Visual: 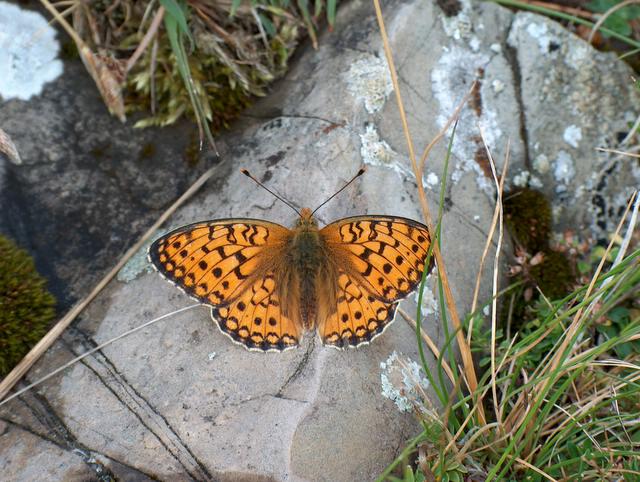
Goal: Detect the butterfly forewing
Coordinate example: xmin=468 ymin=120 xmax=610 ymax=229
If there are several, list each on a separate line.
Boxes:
xmin=149 ymin=219 xmax=301 ymax=350
xmin=318 ymin=216 xmax=432 ymax=347
xmin=321 ymin=216 xmax=433 ymax=301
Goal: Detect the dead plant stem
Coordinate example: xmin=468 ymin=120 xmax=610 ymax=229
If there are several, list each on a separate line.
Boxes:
xmin=372 ymin=0 xmax=484 ymax=425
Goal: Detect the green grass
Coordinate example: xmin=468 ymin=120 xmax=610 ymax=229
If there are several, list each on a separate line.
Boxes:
xmin=381 ymin=240 xmax=639 ymax=480
xmin=378 ymin=169 xmax=639 ymax=480
xmin=42 ymin=0 xmax=339 ymax=152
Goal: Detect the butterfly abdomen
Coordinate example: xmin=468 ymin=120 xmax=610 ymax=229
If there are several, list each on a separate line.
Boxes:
xmin=287 ymin=224 xmax=325 ymax=330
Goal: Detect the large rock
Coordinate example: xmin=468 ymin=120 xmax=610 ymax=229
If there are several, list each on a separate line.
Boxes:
xmin=2 ymin=0 xmax=639 ymax=480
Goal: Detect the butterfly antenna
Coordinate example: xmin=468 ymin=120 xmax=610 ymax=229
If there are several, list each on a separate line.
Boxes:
xmin=240 ymin=169 xmax=301 ymax=216
xmin=311 ymin=167 xmax=366 ymax=216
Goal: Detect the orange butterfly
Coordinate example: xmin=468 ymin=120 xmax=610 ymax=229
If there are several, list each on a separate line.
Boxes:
xmin=148 ymin=169 xmax=433 ymax=351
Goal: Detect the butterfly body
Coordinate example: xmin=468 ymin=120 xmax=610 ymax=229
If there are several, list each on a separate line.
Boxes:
xmin=150 ymin=208 xmax=433 ymax=351
xmin=285 ymin=208 xmax=327 ymax=330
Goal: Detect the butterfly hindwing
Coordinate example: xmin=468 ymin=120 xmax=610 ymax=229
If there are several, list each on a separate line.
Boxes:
xmin=212 ymin=272 xmax=300 ymax=351
xmin=149 ymin=219 xmax=290 ymax=308
xmin=320 ymin=216 xmax=433 ymax=303
xmin=319 ymin=268 xmax=398 ymax=348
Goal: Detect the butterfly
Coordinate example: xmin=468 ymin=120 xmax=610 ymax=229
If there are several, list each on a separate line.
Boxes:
xmin=148 ymin=168 xmax=433 ymax=351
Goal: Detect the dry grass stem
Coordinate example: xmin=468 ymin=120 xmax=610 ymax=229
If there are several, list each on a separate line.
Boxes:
xmin=595 ymin=147 xmax=640 ymax=158
xmin=40 ymin=0 xmax=127 ymax=120
xmin=372 ymin=0 xmax=484 ymax=424
xmin=512 ymin=457 xmax=557 ymax=481
xmin=477 ymin=128 xmax=510 ymax=426
xmin=0 ymin=128 xmax=22 ymax=165
xmin=533 ymin=191 xmax=637 ymax=402
xmin=468 ymin=134 xmax=510 ymax=347
xmin=125 ymin=5 xmax=165 ymax=73
xmin=418 ymin=81 xmax=477 ymax=174
xmin=613 ymin=191 xmax=639 ymax=265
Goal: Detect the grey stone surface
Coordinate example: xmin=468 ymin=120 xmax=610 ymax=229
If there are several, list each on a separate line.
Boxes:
xmin=505 ymin=11 xmax=640 ymax=239
xmin=2 ymin=0 xmax=639 ymax=480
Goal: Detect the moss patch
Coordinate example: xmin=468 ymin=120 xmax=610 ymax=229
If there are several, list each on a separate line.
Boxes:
xmin=504 ymin=188 xmax=552 ymax=253
xmin=502 ymin=188 xmax=576 ymax=329
xmin=529 ymin=250 xmax=574 ymax=300
xmin=0 ymin=235 xmax=56 ymax=377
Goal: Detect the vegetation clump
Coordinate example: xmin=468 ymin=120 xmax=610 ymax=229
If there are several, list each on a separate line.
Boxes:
xmin=503 ymin=188 xmax=576 ymax=326
xmin=0 ymin=235 xmax=56 ymax=377
xmin=46 ymin=0 xmax=336 ymax=138
xmin=504 ymin=188 xmax=551 ymax=253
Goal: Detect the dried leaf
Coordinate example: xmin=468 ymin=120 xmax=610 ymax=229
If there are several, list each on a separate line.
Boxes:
xmin=79 ymin=46 xmax=127 ymax=122
xmin=0 ymin=128 xmax=22 ymax=165
xmin=530 ymin=252 xmax=545 ymax=266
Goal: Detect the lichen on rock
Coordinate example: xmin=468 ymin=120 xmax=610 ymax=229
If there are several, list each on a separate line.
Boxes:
xmin=0 ymin=2 xmax=63 ymax=100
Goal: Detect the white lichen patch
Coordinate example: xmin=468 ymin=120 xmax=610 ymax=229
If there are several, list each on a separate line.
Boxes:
xmin=440 ymin=0 xmax=486 ymax=55
xmin=414 ymin=275 xmax=438 ymax=319
xmin=508 ymin=14 xmax=562 ymax=58
xmin=469 ymin=36 xmax=481 ymax=52
xmin=533 ymin=154 xmax=550 ymax=174
xmin=425 ymin=172 xmax=439 ymax=188
xmin=512 ymin=170 xmax=530 ymax=187
xmin=566 ymin=43 xmax=590 ymax=70
xmin=529 ymin=175 xmax=543 ymax=189
xmin=441 ymin=0 xmax=473 ymax=41
xmin=117 ymin=244 xmax=154 ymax=282
xmin=524 ymin=17 xmax=559 ymax=55
xmin=553 ymin=150 xmax=575 ymax=186
xmin=380 ymin=351 xmax=432 ymax=414
xmin=563 ymin=125 xmax=582 ymax=148
xmin=492 ymin=79 xmax=505 ymax=94
xmin=0 ymin=2 xmax=63 ymax=100
xmin=490 ymin=43 xmax=502 ymax=54
xmin=344 ymin=54 xmax=393 ymax=114
xmin=359 ymin=124 xmax=410 ymax=176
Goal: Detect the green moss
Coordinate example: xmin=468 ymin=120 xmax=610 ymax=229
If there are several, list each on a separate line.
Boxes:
xmin=0 ymin=236 xmax=56 ymax=377
xmin=125 ymin=38 xmax=254 ymax=132
xmin=529 ymin=249 xmax=574 ymax=300
xmin=504 ymin=188 xmax=552 ymax=253
xmin=501 ymin=188 xmax=575 ymax=329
